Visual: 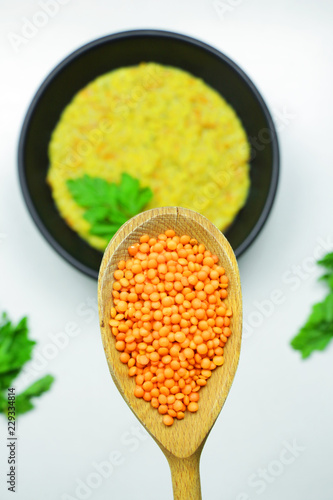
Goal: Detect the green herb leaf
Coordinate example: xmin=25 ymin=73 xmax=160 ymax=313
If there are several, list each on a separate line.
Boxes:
xmin=318 ymin=252 xmax=333 ymax=270
xmin=291 ymin=252 xmax=333 ymax=358
xmin=67 ymin=175 xmax=114 ymax=207
xmin=15 ymin=375 xmax=55 ymax=415
xmin=324 ymin=292 xmax=333 ymax=322
xmin=83 ymin=206 xmax=110 ymax=224
xmin=291 ymin=324 xmax=333 ymax=359
xmin=0 ymin=393 xmax=7 ymax=413
xmin=117 ymin=172 xmax=140 ymax=214
xmin=90 ymin=223 xmax=123 ymax=238
xmin=0 ymin=315 xmax=35 ymax=390
xmin=136 ymin=187 xmax=154 ymax=210
xmin=320 ymin=273 xmax=333 ymax=291
xmin=66 ymin=173 xmax=153 ymax=242
xmin=0 ymin=313 xmax=54 ymax=417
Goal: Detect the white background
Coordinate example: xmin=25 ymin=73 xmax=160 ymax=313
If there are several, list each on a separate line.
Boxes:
xmin=1 ymin=1 xmax=333 ymax=499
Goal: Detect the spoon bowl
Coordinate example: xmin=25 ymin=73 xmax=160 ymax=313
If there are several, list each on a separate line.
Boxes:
xmin=98 ymin=207 xmax=242 ymax=499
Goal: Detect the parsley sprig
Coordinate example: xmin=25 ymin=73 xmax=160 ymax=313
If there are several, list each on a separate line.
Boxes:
xmin=291 ymin=252 xmax=333 ymax=358
xmin=67 ymin=173 xmax=153 ymax=242
xmin=0 ymin=314 xmax=54 ymax=416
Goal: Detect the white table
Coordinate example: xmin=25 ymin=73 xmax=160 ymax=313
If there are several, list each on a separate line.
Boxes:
xmin=1 ymin=1 xmax=333 ymax=499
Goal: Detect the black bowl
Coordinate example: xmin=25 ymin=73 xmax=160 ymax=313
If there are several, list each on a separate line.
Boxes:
xmin=18 ymin=29 xmax=279 ymax=279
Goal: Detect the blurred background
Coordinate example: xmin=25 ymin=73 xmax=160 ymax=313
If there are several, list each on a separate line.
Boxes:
xmin=1 ymin=1 xmax=333 ymax=499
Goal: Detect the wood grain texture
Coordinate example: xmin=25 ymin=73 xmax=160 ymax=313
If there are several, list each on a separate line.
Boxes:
xmin=165 ymin=444 xmax=203 ymax=500
xmin=98 ymin=207 xmax=242 ymax=499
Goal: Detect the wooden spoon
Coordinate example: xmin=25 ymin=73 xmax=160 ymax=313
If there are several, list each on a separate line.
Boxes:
xmin=98 ymin=207 xmax=242 ymax=500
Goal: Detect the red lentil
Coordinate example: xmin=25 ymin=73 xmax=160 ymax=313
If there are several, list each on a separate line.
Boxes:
xmin=110 ymin=230 xmax=232 ymax=426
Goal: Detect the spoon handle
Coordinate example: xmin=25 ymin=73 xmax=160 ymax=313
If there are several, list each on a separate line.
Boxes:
xmin=167 ymin=451 xmax=202 ymax=500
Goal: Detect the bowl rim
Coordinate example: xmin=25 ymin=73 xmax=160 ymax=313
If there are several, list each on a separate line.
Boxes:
xmin=18 ymin=28 xmax=279 ymax=279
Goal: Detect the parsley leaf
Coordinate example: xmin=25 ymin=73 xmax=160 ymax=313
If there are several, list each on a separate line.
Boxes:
xmin=67 ymin=173 xmax=153 ymax=242
xmin=0 ymin=314 xmax=54 ymax=417
xmin=318 ymin=252 xmax=333 ymax=270
xmin=15 ymin=375 xmax=54 ymax=415
xmin=0 ymin=315 xmax=35 ymax=390
xmin=291 ymin=252 xmax=333 ymax=358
